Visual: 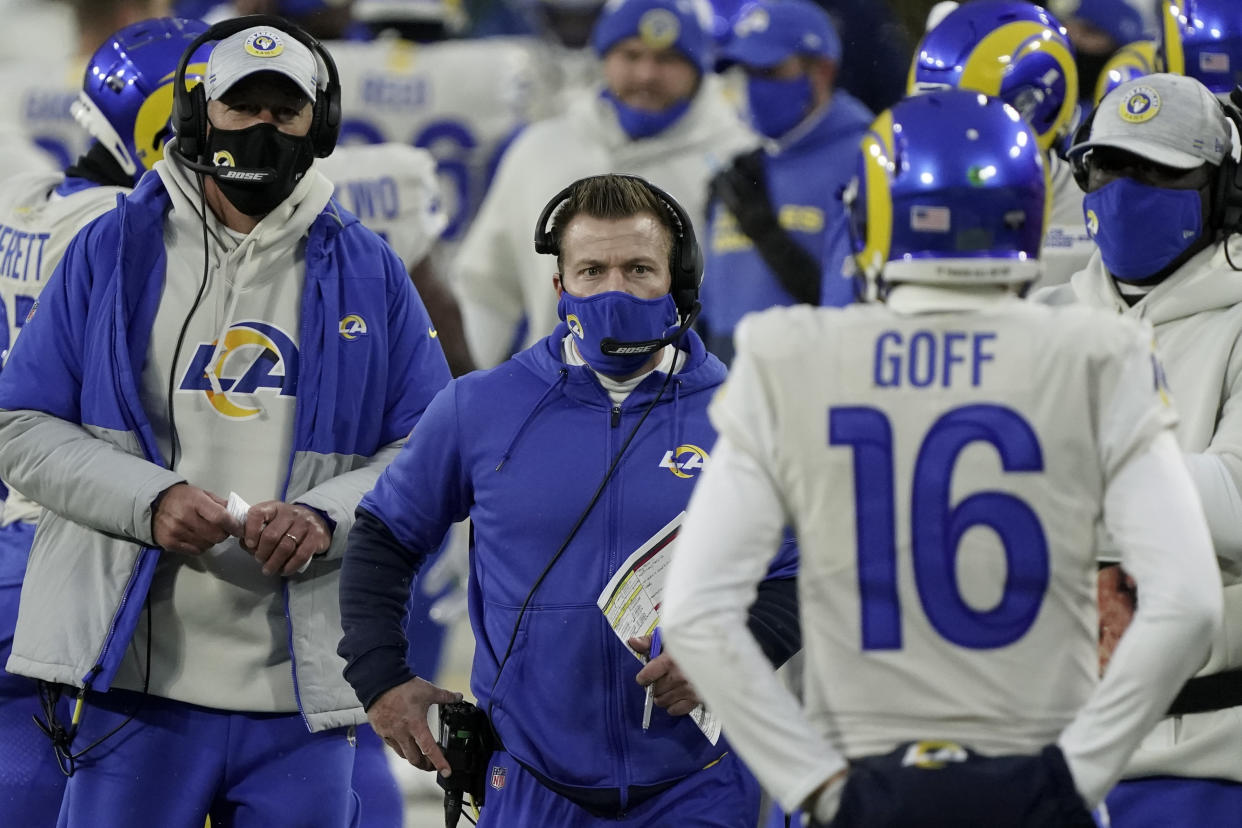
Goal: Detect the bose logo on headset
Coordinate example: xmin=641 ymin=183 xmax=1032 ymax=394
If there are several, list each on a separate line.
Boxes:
xmin=170 ymin=14 xmax=343 ymax=171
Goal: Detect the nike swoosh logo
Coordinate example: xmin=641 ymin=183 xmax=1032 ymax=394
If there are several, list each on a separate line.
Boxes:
xmin=428 ymin=327 xmax=439 ymax=338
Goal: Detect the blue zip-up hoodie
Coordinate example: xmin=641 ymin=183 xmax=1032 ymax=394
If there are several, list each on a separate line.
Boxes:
xmin=0 ymin=170 xmax=450 ymax=731
xmin=702 ymin=91 xmax=872 ymax=360
xmin=343 ymin=324 xmax=798 ymax=800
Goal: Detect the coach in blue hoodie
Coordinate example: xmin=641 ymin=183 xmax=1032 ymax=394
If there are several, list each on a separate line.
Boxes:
xmin=700 ymin=0 xmax=872 ymax=364
xmin=339 ymin=174 xmax=800 ymax=825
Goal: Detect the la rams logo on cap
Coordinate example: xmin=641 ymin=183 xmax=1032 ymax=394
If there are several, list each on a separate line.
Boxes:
xmin=212 ymin=150 xmax=236 ymax=167
xmin=178 ymin=321 xmax=298 ymax=420
xmin=566 ymin=313 xmax=584 ymax=339
xmin=733 ymin=7 xmax=769 ymax=37
xmin=245 ymin=31 xmax=285 ymax=58
xmin=638 ymin=9 xmax=680 ymax=50
xmin=1120 ymin=86 xmax=1160 ymax=123
xmin=339 ymin=314 xmax=368 ymax=340
xmin=1085 ymin=208 xmax=1099 ymax=237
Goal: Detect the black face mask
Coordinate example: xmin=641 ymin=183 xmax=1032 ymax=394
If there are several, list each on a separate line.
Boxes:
xmin=205 ymin=121 xmax=315 ymax=217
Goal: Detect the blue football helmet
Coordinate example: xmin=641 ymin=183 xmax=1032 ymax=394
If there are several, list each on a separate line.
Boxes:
xmin=844 ymin=89 xmax=1048 ymax=299
xmin=1094 ymin=39 xmax=1157 ymax=104
xmin=1160 ymin=0 xmax=1242 ymax=96
xmin=909 ymin=1 xmax=1077 ymax=153
xmin=71 ymin=17 xmax=210 ymax=183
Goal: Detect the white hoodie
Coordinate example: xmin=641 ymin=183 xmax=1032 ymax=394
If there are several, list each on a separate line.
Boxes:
xmin=1036 ymin=240 xmax=1242 ymax=783
xmin=112 ymin=155 xmax=336 ymax=712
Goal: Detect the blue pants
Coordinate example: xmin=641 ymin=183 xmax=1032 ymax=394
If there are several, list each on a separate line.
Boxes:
xmin=476 ymin=749 xmax=761 ymax=827
xmin=1106 ymin=776 xmax=1242 ymax=827
xmin=352 ymin=724 xmax=404 ymax=828
xmin=0 ymin=521 xmax=65 ymax=825
xmin=56 ymin=690 xmax=356 ymax=828
xmin=819 ymin=743 xmax=1095 ymax=828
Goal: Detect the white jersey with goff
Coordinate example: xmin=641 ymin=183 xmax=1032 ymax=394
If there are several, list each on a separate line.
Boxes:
xmin=716 ymin=298 xmax=1173 ymax=759
xmin=0 ymin=170 xmax=126 ymax=524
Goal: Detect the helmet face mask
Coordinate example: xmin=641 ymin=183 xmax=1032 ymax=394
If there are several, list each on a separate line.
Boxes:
xmin=846 ymin=90 xmax=1049 ymax=300
xmin=908 ymin=1 xmax=1078 ymax=153
xmin=1160 ymin=0 xmax=1242 ymax=96
xmin=71 ymin=17 xmax=211 ymax=183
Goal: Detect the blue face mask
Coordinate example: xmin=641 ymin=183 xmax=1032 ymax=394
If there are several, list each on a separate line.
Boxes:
xmin=746 ymin=75 xmax=813 ymax=139
xmin=601 ymin=90 xmax=692 ymax=140
xmin=557 ymin=289 xmax=679 ymax=375
xmin=1082 ymin=177 xmax=1206 ymax=282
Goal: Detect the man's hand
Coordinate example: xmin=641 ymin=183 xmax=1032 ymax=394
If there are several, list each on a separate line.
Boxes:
xmin=629 ymin=634 xmax=701 ymax=716
xmin=242 ymin=501 xmax=332 ymax=576
xmin=1098 ymin=564 xmax=1138 ymax=676
xmin=152 ymin=483 xmax=239 ymax=555
xmin=367 ymin=677 xmax=464 ymax=774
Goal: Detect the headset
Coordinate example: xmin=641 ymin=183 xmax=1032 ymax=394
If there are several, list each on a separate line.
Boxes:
xmin=533 ymin=174 xmax=703 ymax=342
xmin=1068 ymin=87 xmax=1242 ymax=238
xmin=171 ymin=14 xmax=342 ymax=171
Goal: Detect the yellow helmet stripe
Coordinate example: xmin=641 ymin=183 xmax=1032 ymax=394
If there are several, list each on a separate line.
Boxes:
xmin=1161 ymin=1 xmax=1186 ymax=75
xmin=857 ymin=109 xmax=895 ymax=278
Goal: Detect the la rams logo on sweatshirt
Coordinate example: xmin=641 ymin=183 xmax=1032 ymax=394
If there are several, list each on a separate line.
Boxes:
xmin=178 ymin=321 xmax=298 ymax=419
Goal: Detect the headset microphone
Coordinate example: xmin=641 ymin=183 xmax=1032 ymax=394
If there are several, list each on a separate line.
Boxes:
xmin=599 ymin=301 xmax=701 ymax=355
xmin=173 ymin=150 xmax=279 ymax=184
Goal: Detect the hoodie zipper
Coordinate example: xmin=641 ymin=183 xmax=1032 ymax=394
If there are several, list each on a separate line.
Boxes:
xmin=611 ymin=404 xmax=621 ymax=428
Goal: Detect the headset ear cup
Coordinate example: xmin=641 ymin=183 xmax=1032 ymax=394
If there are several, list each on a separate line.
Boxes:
xmin=177 ymin=82 xmax=209 ymax=163
xmin=1068 ymin=105 xmax=1096 ymax=192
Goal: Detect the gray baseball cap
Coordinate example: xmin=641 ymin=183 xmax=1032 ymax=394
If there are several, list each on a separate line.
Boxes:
xmin=1072 ymin=73 xmax=1230 ymax=169
xmin=205 ymin=26 xmax=319 ymax=102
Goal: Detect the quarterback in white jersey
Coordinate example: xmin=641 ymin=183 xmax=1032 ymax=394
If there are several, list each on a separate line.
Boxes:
xmin=662 ymin=91 xmax=1221 ymax=827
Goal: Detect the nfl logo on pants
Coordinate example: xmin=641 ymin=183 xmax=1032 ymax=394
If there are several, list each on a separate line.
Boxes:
xmin=490 ymin=766 xmax=507 ymax=791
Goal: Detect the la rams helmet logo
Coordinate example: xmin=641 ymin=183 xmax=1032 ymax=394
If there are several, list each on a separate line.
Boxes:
xmin=245 ymin=32 xmax=284 ymax=58
xmin=901 ymin=741 xmax=968 ymax=769
xmin=566 ymin=313 xmax=584 ymax=339
xmin=638 ymin=9 xmax=680 ymax=50
xmin=178 ymin=321 xmax=298 ymax=419
xmin=339 ymin=314 xmax=368 ymax=340
xmin=660 ymin=444 xmax=708 ymax=478
xmin=133 ymin=63 xmax=207 ymax=171
xmin=213 ymin=150 xmax=236 ymax=167
xmin=1085 ymin=208 xmax=1099 ymax=237
xmin=1120 ymin=86 xmax=1160 ymax=123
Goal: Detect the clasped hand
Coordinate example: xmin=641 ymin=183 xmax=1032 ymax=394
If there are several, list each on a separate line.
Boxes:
xmin=151 ymin=483 xmax=331 ymax=576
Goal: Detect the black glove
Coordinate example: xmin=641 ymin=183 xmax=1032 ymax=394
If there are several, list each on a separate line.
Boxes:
xmin=710 ymin=150 xmax=821 ymax=305
xmin=710 ymin=150 xmax=778 ymax=240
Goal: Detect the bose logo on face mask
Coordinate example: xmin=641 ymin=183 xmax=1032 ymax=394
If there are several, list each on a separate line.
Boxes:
xmin=216 ymin=169 xmax=274 ymax=182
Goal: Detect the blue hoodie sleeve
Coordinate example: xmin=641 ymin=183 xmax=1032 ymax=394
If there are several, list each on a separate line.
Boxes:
xmin=339 ymin=379 xmax=472 ymax=707
xmin=378 ymin=246 xmax=453 ymax=445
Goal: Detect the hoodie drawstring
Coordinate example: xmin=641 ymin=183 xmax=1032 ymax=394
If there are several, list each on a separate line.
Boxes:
xmin=496 ymin=369 xmax=569 ymax=471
